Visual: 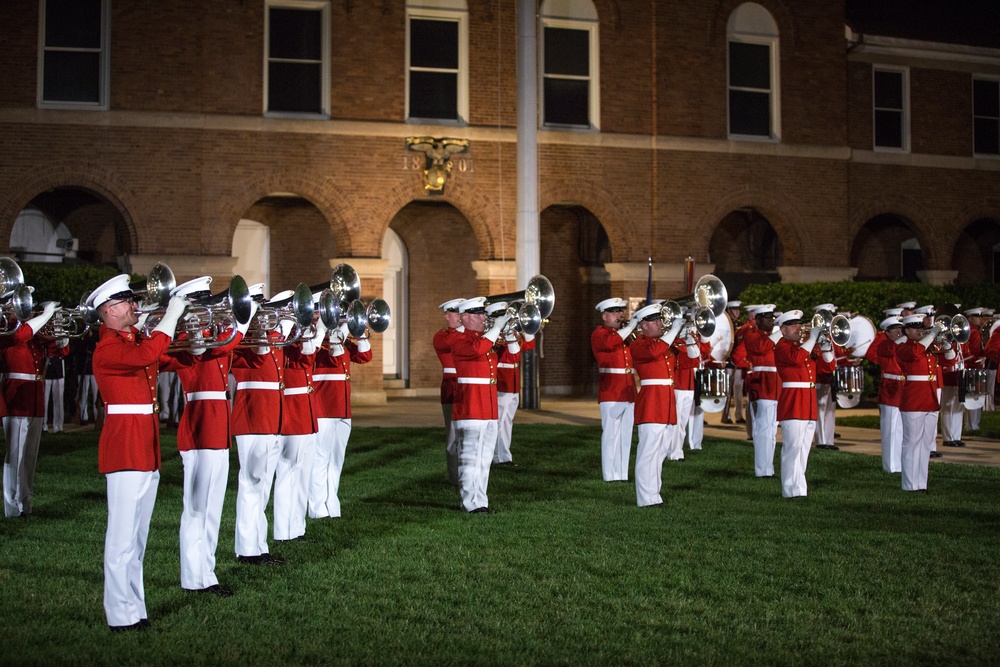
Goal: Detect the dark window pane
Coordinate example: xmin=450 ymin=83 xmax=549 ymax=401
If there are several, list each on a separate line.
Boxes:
xmin=874 ymin=70 xmax=902 ymax=109
xmin=544 ymin=28 xmax=589 ymax=77
xmin=729 ymin=42 xmax=770 ymax=89
xmin=46 ymin=0 xmax=101 ymax=49
xmin=410 ymin=71 xmax=457 ymax=119
xmin=43 ymin=51 xmax=100 ymax=102
xmin=902 ymin=247 xmax=923 ymax=281
xmin=729 ymin=90 xmax=770 ymax=136
xmin=544 ymin=78 xmax=589 ymax=125
xmin=875 ymin=109 xmax=903 ymax=148
xmin=268 ymin=62 xmax=321 ymax=113
xmin=974 ymin=117 xmax=999 ymax=154
xmin=270 ymin=8 xmax=322 ymax=60
xmin=411 ymin=19 xmax=458 ymax=70
xmin=973 ymin=79 xmax=999 ymax=118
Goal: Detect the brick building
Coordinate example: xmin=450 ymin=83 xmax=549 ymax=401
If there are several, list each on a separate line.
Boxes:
xmin=0 ymin=0 xmax=998 ymax=402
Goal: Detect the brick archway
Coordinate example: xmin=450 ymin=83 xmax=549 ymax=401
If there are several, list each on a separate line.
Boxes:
xmin=700 ymin=187 xmax=805 ymax=266
xmin=849 ymin=195 xmax=936 ymax=268
xmin=539 ymin=179 xmax=635 ymax=261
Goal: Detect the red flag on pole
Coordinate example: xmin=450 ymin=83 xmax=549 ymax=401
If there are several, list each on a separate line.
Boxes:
xmin=684 ymin=257 xmax=695 ymax=294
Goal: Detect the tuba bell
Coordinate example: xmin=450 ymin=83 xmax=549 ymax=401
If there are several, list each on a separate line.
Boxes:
xmin=317 ymin=263 xmax=392 ymax=342
xmin=0 ymin=258 xmax=33 ymax=335
xmin=811 ymin=309 xmax=852 ymax=347
xmin=934 ymin=313 xmax=971 ymax=346
xmin=484 ymin=275 xmax=555 ymax=337
xmin=656 ymin=274 xmax=728 ymax=338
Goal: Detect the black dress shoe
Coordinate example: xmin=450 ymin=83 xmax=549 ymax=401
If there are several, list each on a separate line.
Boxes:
xmin=957 ymin=440 xmax=967 ymax=447
xmin=721 ymin=418 xmax=732 ymax=424
xmin=469 ymin=506 xmax=493 ymax=514
xmin=736 ymin=418 xmax=746 ymax=424
xmin=261 ymin=552 xmax=285 ymax=565
xmin=930 ymin=451 xmax=944 ymax=458
xmin=109 ymin=621 xmax=146 ymax=633
xmin=197 ymin=584 xmax=233 ymax=597
xmin=237 ymin=555 xmax=264 ymax=564
xmin=138 ymin=618 xmax=151 ymax=629
xmin=943 ymin=441 xmax=961 ymax=447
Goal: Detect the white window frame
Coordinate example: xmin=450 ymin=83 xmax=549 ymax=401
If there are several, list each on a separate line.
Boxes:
xmin=405 ymin=4 xmax=469 ymax=125
xmin=726 ymin=5 xmax=781 ymax=142
xmin=972 ymin=75 xmax=1000 ymax=158
xmin=37 ymin=0 xmax=110 ymax=110
xmin=539 ymin=16 xmax=600 ymax=131
xmin=872 ymin=65 xmax=910 ymax=153
xmin=263 ymin=0 xmax=331 ymax=119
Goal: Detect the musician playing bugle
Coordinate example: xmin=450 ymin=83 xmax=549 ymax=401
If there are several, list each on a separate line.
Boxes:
xmin=590 ymin=298 xmax=638 ymax=482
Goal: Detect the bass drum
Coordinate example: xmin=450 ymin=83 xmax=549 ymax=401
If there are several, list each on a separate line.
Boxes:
xmin=708 ymin=311 xmax=735 ymax=363
xmin=961 ymin=368 xmax=988 ymax=410
xmin=847 ymin=315 xmax=877 ymax=358
xmin=834 ymin=365 xmax=865 ymax=409
xmin=697 ymin=368 xmax=730 ymax=413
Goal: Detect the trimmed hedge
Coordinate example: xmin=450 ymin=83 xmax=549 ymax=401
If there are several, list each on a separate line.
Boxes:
xmin=15 ymin=263 xmax=140 ymax=308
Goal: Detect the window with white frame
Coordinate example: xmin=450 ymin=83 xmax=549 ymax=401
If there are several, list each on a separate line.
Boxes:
xmin=873 ymin=67 xmax=908 ymax=151
xmin=39 ymin=0 xmax=109 ymax=108
xmin=727 ymin=3 xmax=780 ymax=140
xmin=973 ymin=77 xmax=999 ymax=156
xmin=265 ymin=0 xmax=330 ymax=117
xmin=406 ymin=1 xmax=468 ymax=123
xmin=540 ymin=0 xmax=599 ymax=129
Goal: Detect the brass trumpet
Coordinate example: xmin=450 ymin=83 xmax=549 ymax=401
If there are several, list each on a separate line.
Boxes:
xmin=0 ymin=258 xmax=33 ymax=335
xmin=656 ymin=275 xmax=729 ymax=338
xmin=933 ymin=313 xmax=971 ymax=346
xmin=241 ymin=283 xmax=315 ymax=347
xmin=809 ymin=309 xmax=852 ymax=347
xmin=484 ymin=274 xmax=555 ymax=338
xmin=168 ymin=275 xmax=253 ymax=350
xmin=316 ymin=263 xmax=392 ymax=341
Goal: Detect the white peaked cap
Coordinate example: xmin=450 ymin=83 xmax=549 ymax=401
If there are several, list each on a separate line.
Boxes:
xmin=458 ymin=297 xmax=487 ymax=313
xmin=595 ymin=297 xmax=626 ymax=312
xmin=880 ymin=316 xmax=903 ymax=330
xmin=87 ymin=274 xmax=132 ymax=309
xmin=170 ymin=276 xmax=212 ymax=298
xmin=775 ymin=310 xmax=805 ymax=327
xmin=439 ymin=298 xmax=465 ymax=311
xmin=486 ymin=301 xmax=508 ymax=316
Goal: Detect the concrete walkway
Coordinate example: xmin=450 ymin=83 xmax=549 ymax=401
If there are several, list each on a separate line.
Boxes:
xmin=353 ymin=396 xmax=1000 ymax=468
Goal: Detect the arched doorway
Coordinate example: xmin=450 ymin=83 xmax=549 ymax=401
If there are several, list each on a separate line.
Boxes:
xmin=381 ymin=228 xmax=408 ymax=381
xmin=851 ymin=214 xmax=923 ymax=281
xmin=952 ymin=218 xmax=1000 ymax=284
xmin=232 ymin=219 xmax=271 ymax=294
xmin=709 ymin=208 xmax=782 ymax=295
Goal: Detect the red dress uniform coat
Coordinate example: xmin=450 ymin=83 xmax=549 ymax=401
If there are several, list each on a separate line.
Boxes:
xmin=775 ymin=338 xmax=818 ymax=421
xmin=868 ymin=335 xmax=904 ymax=408
xmin=451 ymin=329 xmax=499 ymax=421
xmin=173 ymin=331 xmax=244 ymax=451
xmin=1 ymin=324 xmax=70 ymax=417
xmin=590 ymin=326 xmax=636 ymax=403
xmin=744 ymin=328 xmax=780 ymax=401
xmin=230 ymin=345 xmax=285 ymax=436
xmin=312 ymin=341 xmax=372 ymax=419
xmin=896 ymin=340 xmax=942 ymax=412
xmin=985 ymin=328 xmax=1000 ymax=364
xmin=494 ymin=336 xmax=536 ymax=394
xmin=433 ymin=327 xmax=461 ymax=405
xmin=92 ymin=326 xmax=172 ymax=474
xmin=864 ymin=332 xmax=887 ymax=366
xmin=280 ymin=344 xmax=317 ymax=435
xmin=629 ymin=336 xmax=677 ymax=425
xmin=674 ymin=338 xmax=702 ymax=391
xmin=732 ymin=320 xmax=755 ymax=371
xmin=814 ymin=343 xmax=839 ymax=384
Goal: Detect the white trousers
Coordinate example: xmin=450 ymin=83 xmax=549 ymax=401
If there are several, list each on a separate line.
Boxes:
xmin=814 ymin=383 xmax=835 ymax=446
xmin=3 ymin=415 xmax=43 ymax=517
xmin=669 ymin=390 xmax=694 ymax=460
xmin=455 ymin=419 xmax=497 ymax=512
xmin=179 ymin=449 xmax=228 ymax=590
xmin=309 ymin=417 xmax=351 ymax=518
xmin=724 ymin=368 xmax=745 ymax=422
xmin=964 ymin=406 xmax=981 ymax=431
xmin=599 ymin=401 xmax=634 ymax=481
xmin=780 ymin=419 xmax=814 ymax=498
xmin=104 ymin=470 xmax=158 ymax=627
xmin=901 ymin=411 xmax=936 ymax=491
xmin=443 ymin=403 xmax=459 ymax=486
xmin=274 ymin=433 xmax=313 ymax=540
xmin=157 ymin=371 xmax=181 ymax=422
xmin=493 ymin=392 xmax=519 ymax=463
xmin=78 ymin=374 xmax=98 ymax=421
xmin=938 ymin=386 xmax=963 ymax=442
xmin=44 ymin=378 xmax=65 ymax=432
xmin=635 ymin=423 xmax=673 ymax=506
xmin=234 ymin=433 xmax=280 ymax=557
xmin=752 ymin=399 xmax=778 ymax=477
xmin=879 ymin=404 xmax=903 ymax=473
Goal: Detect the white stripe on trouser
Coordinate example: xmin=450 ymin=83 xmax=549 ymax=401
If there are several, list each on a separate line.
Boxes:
xmin=493 ymin=392 xmax=519 ymax=463
xmin=104 ymin=469 xmax=158 ymax=627
xmin=179 ymin=449 xmax=229 ymax=590
xmin=669 ymin=390 xmax=694 ymax=461
xmin=939 ymin=386 xmax=963 ymax=442
xmin=44 ymin=378 xmax=65 ymax=432
xmin=234 ymin=433 xmax=280 ymax=557
xmin=3 ymin=415 xmax=43 ymax=517
xmin=779 ymin=419 xmax=814 ymax=498
xmin=687 ymin=398 xmax=704 ymax=450
xmin=901 ymin=410 xmax=936 ymax=491
xmin=79 ymin=373 xmax=98 ymax=421
xmin=879 ymin=404 xmax=903 ymax=473
xmin=442 ymin=403 xmax=459 ymax=486
xmin=274 ymin=433 xmax=314 ymax=540
xmin=814 ymin=384 xmax=835 ymax=446
xmin=454 ymin=419 xmax=497 ymax=512
xmin=752 ymin=399 xmax=778 ymax=477
xmin=635 ymin=423 xmax=673 ymax=506
xmin=309 ymin=417 xmax=351 ymax=519
xmin=599 ymin=401 xmax=634 ymax=481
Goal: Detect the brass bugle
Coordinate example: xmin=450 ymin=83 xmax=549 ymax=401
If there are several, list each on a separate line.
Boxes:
xmin=168 ymin=275 xmax=253 ymax=350
xmin=485 ymin=275 xmax=555 ymax=321
xmin=241 ymin=283 xmax=315 ymax=347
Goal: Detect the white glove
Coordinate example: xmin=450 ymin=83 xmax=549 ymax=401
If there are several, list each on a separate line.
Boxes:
xmin=616 ymin=315 xmax=639 ymax=341
xmin=484 ymin=314 xmax=511 ymax=343
xmin=939 ymin=339 xmax=952 ymax=351
xmin=819 ymin=337 xmax=832 ymax=352
xmin=768 ymin=329 xmax=782 ymax=344
xmin=189 ymin=331 xmax=207 ymax=357
xmin=808 ymin=326 xmax=822 ymax=342
xmin=300 ymin=317 xmax=325 ymax=356
xmin=55 ymin=337 xmax=69 ymax=349
xmin=236 ymin=300 xmax=259 ymax=337
xmin=523 ymin=333 xmax=536 ymax=343
xmin=328 ymin=322 xmax=349 ymax=346
xmin=660 ymin=318 xmax=684 ymax=345
xmin=507 ymin=340 xmax=521 ymax=355
xmin=152 ymin=296 xmax=188 ymax=338
xmin=26 ymin=301 xmax=59 ymax=335
xmin=136 ymin=312 xmax=151 ymax=331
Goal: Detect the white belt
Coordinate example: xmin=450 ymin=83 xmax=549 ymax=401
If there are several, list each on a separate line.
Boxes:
xmin=497 ymin=363 xmax=517 ymax=369
xmin=6 ymin=372 xmax=41 ymax=382
xmin=185 ymin=391 xmax=227 ymax=402
xmin=640 ymin=379 xmax=674 ymax=386
xmin=782 ymin=382 xmax=814 ymax=388
xmin=882 ymin=373 xmax=904 ymax=381
xmin=442 ymin=367 xmax=456 ymax=374
xmin=236 ymin=381 xmax=281 ymax=391
xmin=284 ymin=386 xmax=312 ymax=395
xmin=313 ymin=374 xmax=347 ymax=381
xmin=106 ymin=403 xmax=156 ymax=415
xmin=599 ymin=368 xmax=631 ymax=374
xmin=752 ymin=366 xmax=777 ymax=373
xmin=458 ymin=377 xmax=493 ymax=385
xmin=905 ymin=375 xmax=936 ymax=382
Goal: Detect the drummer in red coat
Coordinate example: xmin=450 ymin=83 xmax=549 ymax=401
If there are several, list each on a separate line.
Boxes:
xmin=590 ymin=297 xmax=638 ymax=482
xmin=865 ymin=316 xmax=906 ymax=473
xmin=774 ymin=310 xmax=828 ymax=499
xmin=2 ymin=300 xmax=66 ymax=518
xmin=744 ymin=305 xmax=781 ymax=477
xmin=89 ymin=274 xmax=188 ymax=632
xmin=629 ymin=304 xmax=684 ymax=508
xmin=434 ymin=297 xmax=464 ymax=485
xmin=486 ymin=301 xmax=536 ymax=465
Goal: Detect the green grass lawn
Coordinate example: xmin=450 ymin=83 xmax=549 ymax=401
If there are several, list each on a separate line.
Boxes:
xmin=838 ymin=406 xmax=1000 ymax=438
xmin=2 ymin=425 xmax=999 ymax=666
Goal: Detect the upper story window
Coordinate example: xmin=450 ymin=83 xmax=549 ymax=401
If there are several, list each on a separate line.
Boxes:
xmin=265 ymin=0 xmax=330 ymax=118
xmin=973 ymin=77 xmax=999 ymax=156
xmin=873 ymin=66 xmax=908 ymax=151
xmin=727 ymin=3 xmax=780 ymax=140
xmin=406 ymin=1 xmax=468 ymax=123
xmin=38 ymin=0 xmax=109 ymax=109
xmin=540 ymin=0 xmax=599 ymax=130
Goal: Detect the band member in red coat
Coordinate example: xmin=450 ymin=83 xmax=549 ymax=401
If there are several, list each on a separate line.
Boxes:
xmin=774 ymin=310 xmax=828 ymax=499
xmin=485 ymin=301 xmax=536 ymax=465
xmin=810 ymin=303 xmax=840 ymax=451
xmin=721 ymin=300 xmax=747 ymax=425
xmin=451 ymin=297 xmax=510 ymax=513
xmin=89 ymin=274 xmax=188 ymax=632
xmin=744 ymin=305 xmax=781 ymax=477
xmin=961 ymin=307 xmax=986 ymax=432
xmin=866 ymin=316 xmax=906 ymax=473
xmin=2 ymin=300 xmax=66 ymax=517
xmin=434 ymin=298 xmax=464 ymax=485
xmin=667 ymin=326 xmax=703 ymax=461
xmin=629 ymin=304 xmax=684 ymax=508
xmin=309 ymin=320 xmax=372 ymax=519
xmin=590 ymin=297 xmax=638 ymax=481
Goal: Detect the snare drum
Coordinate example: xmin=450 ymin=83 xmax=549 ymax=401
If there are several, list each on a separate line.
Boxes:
xmin=961 ymin=369 xmax=989 ymax=410
xmin=834 ymin=366 xmax=864 ymax=409
xmin=697 ymin=368 xmax=729 ymax=413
